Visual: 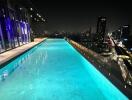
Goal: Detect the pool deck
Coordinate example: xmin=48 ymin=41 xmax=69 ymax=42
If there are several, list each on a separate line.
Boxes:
xmin=0 ymin=38 xmax=46 ymax=66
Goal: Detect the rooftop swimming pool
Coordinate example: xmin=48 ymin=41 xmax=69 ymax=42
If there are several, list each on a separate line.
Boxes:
xmin=0 ymin=39 xmax=128 ymax=100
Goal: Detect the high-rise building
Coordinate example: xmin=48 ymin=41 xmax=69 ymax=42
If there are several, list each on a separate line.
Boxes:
xmin=96 ymin=16 xmax=106 ymax=42
xmin=112 ymin=25 xmax=130 ymax=41
xmin=121 ymin=25 xmax=132 ymax=52
xmin=112 ymin=25 xmax=131 ymax=52
xmin=93 ymin=16 xmax=107 ymax=53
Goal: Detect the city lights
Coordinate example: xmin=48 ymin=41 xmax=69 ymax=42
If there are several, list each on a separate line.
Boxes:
xmin=0 ymin=0 xmax=132 ymax=99
xmin=30 ymin=8 xmax=33 ymax=11
xmin=38 ymin=15 xmax=41 ymax=18
xmin=20 ymin=8 xmax=22 ymax=10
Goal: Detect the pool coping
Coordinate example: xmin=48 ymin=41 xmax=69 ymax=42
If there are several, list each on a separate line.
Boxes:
xmin=0 ymin=38 xmax=47 ymax=68
xmin=68 ymin=39 xmax=132 ymax=99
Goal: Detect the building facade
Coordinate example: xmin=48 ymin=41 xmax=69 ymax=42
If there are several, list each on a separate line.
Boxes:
xmin=0 ymin=0 xmax=31 ymax=53
xmin=94 ymin=16 xmax=107 ymax=53
xmin=96 ymin=16 xmax=106 ymax=42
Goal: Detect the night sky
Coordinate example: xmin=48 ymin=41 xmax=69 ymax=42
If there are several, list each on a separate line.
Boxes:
xmin=31 ymin=0 xmax=132 ymax=33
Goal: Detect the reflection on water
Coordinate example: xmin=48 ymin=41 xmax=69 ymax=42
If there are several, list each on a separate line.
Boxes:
xmin=0 ymin=41 xmax=44 ymax=81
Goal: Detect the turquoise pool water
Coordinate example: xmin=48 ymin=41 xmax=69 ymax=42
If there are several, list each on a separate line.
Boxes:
xmin=0 ymin=39 xmax=128 ymax=100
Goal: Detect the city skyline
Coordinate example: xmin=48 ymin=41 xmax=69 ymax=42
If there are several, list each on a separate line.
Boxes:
xmin=31 ymin=0 xmax=132 ymax=33
xmin=0 ymin=1 xmax=132 ymax=99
